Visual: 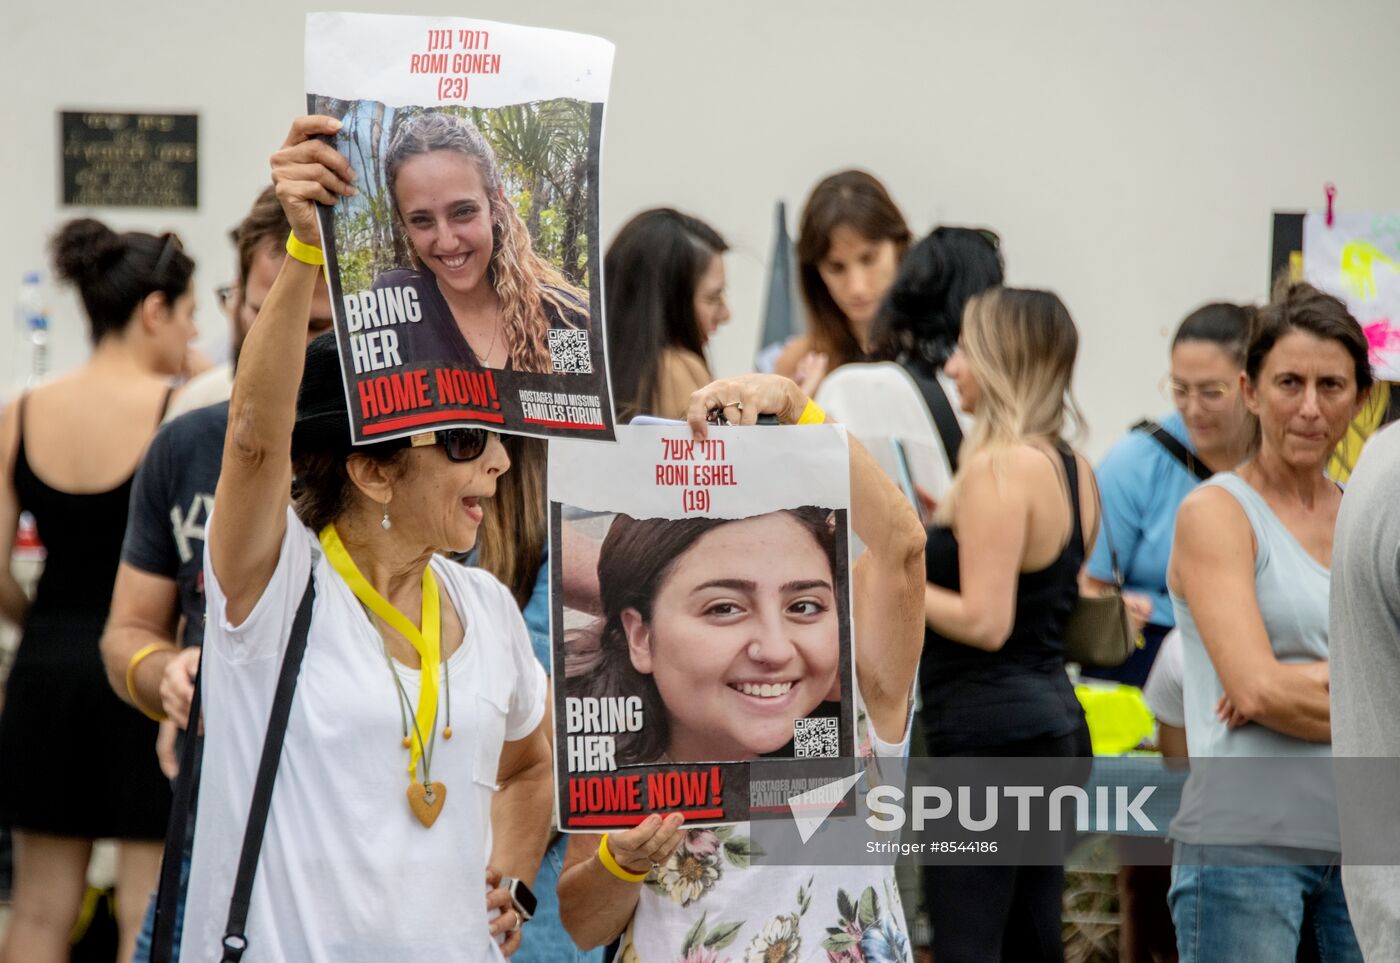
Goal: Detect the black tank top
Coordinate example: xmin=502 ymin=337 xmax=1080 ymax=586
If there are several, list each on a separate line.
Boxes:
xmin=919 ymin=445 xmax=1088 ymax=754
xmin=12 ymin=390 xmax=171 ymax=623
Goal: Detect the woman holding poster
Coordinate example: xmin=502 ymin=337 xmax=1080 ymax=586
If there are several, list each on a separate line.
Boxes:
xmin=919 ymin=287 xmax=1097 ymax=962
xmin=373 ymin=110 xmax=590 ymax=372
xmin=558 ymin=377 xmax=927 ymax=963
xmin=177 ymin=116 xmax=553 ymax=962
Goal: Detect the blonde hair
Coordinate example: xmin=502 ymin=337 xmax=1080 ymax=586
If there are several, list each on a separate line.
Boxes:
xmin=937 ymin=287 xmax=1084 ymax=523
xmin=386 ymin=111 xmax=587 ymax=372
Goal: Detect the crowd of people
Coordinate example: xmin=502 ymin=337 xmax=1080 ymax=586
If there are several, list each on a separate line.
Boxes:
xmin=0 ymin=108 xmax=1394 ymax=963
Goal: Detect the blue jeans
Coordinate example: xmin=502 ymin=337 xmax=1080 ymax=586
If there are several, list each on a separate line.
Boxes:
xmin=515 ymin=833 xmax=604 ymax=963
xmin=131 ymin=844 xmax=189 ymax=963
xmin=1169 ymin=844 xmax=1362 ymax=963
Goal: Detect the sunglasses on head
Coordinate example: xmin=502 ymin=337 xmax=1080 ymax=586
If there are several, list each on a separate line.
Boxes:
xmin=405 ymin=427 xmax=490 ymax=462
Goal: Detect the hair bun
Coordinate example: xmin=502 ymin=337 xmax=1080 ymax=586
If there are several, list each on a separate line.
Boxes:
xmin=51 ymin=218 xmax=124 ymax=285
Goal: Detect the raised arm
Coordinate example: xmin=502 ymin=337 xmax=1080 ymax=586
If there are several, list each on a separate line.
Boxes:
xmin=685 ymin=374 xmax=927 ymax=742
xmin=210 ymin=116 xmax=355 ymax=624
xmin=1169 ymin=486 xmax=1330 ymax=741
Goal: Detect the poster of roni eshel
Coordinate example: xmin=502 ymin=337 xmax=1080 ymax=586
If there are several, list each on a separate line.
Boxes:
xmin=548 ymin=425 xmax=857 ymax=830
xmin=305 ymin=13 xmax=616 ymax=443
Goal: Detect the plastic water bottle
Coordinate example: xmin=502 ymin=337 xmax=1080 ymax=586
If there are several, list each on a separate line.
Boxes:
xmin=16 ymin=271 xmax=48 ymax=386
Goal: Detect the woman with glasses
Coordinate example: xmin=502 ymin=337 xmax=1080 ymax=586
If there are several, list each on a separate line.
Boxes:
xmin=177 ymin=117 xmax=553 ymax=961
xmin=1082 ymin=302 xmax=1255 ymax=688
xmin=0 ymin=218 xmax=196 ymax=962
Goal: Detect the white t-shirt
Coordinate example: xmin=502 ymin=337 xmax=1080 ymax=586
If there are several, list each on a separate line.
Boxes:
xmin=181 ymin=509 xmax=547 ymax=962
xmin=815 ymin=362 xmax=966 ymax=504
xmin=1143 ymin=628 xmax=1184 ymax=728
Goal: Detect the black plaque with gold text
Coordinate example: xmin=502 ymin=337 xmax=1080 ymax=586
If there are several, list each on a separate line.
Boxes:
xmin=60 ymin=111 xmax=198 ymax=208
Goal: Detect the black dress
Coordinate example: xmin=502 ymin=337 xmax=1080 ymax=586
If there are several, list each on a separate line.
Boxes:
xmin=919 ymin=445 xmax=1091 ymax=757
xmin=919 ymin=445 xmax=1092 ymax=963
xmin=0 ymin=394 xmax=173 ymax=839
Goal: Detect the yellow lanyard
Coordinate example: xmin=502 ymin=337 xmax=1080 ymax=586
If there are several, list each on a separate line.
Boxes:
xmin=319 ymin=524 xmax=441 ymax=780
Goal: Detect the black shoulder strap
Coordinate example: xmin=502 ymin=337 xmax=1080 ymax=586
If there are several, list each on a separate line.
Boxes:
xmin=1132 ymin=419 xmax=1211 ymax=482
xmin=149 ymin=652 xmax=205 ymax=963
xmin=1060 ymin=444 xmax=1123 ymax=587
xmin=221 ymin=572 xmax=317 ymax=962
xmin=901 ymin=360 xmax=963 ymax=474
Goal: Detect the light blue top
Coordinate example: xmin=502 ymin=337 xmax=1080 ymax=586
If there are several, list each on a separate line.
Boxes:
xmin=520 ymin=543 xmax=552 ymax=666
xmin=1169 ymin=472 xmax=1339 ymax=852
xmin=1088 ymin=412 xmax=1201 ymax=627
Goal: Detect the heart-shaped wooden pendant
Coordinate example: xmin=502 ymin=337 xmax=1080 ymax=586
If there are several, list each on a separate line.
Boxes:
xmin=407 ymin=781 xmax=447 ymax=828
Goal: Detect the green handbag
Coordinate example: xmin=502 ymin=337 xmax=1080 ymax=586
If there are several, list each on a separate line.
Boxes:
xmin=1064 ymin=476 xmax=1138 ymax=669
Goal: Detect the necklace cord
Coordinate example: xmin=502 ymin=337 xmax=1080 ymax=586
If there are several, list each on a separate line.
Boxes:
xmin=320 ymin=524 xmax=441 ymax=779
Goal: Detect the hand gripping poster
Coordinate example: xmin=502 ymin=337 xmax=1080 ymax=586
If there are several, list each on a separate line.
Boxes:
xmin=305 ymin=13 xmax=616 ymax=442
xmin=549 ymin=424 xmax=857 ymax=829
xmin=1304 ymin=211 xmax=1400 ymax=381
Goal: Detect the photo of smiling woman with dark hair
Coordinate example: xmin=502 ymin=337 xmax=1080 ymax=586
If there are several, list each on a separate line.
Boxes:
xmin=564 ymin=506 xmax=849 ymax=766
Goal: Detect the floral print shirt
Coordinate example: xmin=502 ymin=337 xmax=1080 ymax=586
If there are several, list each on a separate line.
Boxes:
xmin=617 ymin=710 xmax=913 ymax=963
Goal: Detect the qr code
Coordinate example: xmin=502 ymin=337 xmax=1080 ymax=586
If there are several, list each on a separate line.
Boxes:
xmin=793 ymin=716 xmax=840 ymax=759
xmin=549 ymin=329 xmax=592 ymax=374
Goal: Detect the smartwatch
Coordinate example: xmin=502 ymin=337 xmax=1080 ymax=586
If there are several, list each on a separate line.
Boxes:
xmin=501 ymin=876 xmax=537 ymax=922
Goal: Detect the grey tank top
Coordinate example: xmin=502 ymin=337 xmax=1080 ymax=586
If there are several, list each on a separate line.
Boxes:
xmin=1169 ymin=472 xmax=1339 ymax=852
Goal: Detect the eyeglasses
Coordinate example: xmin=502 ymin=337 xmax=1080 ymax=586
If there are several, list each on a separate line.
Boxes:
xmin=406 ymin=427 xmax=490 ymax=462
xmin=1161 ymin=377 xmax=1236 ymax=411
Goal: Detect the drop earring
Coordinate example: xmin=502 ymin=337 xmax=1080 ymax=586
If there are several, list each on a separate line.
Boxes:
xmin=381 ymin=501 xmax=392 ymax=531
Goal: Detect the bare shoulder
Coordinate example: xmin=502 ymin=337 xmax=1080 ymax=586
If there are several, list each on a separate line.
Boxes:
xmin=660 ymin=347 xmax=709 ymax=380
xmin=957 ymin=446 xmax=1045 ymax=512
xmin=772 ymin=336 xmax=811 ymax=377
xmin=1175 ymin=483 xmax=1250 ymax=547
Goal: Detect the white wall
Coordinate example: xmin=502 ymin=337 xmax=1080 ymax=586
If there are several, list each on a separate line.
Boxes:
xmin=4 ymin=0 xmax=1398 ymax=455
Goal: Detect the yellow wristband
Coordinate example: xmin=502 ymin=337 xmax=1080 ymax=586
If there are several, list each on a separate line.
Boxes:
xmin=285 ymin=232 xmax=325 ymax=266
xmin=125 ymin=642 xmax=176 ymax=722
xmin=597 ymin=833 xmax=650 ymax=882
xmin=796 ymin=399 xmax=827 ymax=425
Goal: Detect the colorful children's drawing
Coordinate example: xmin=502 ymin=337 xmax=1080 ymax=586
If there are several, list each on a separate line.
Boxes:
xmin=1304 ymin=213 xmax=1400 ymax=381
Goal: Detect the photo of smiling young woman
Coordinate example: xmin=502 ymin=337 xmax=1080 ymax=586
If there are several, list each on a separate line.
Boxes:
xmin=562 ymin=506 xmax=852 ymax=767
xmin=369 ymin=110 xmax=590 ymax=373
